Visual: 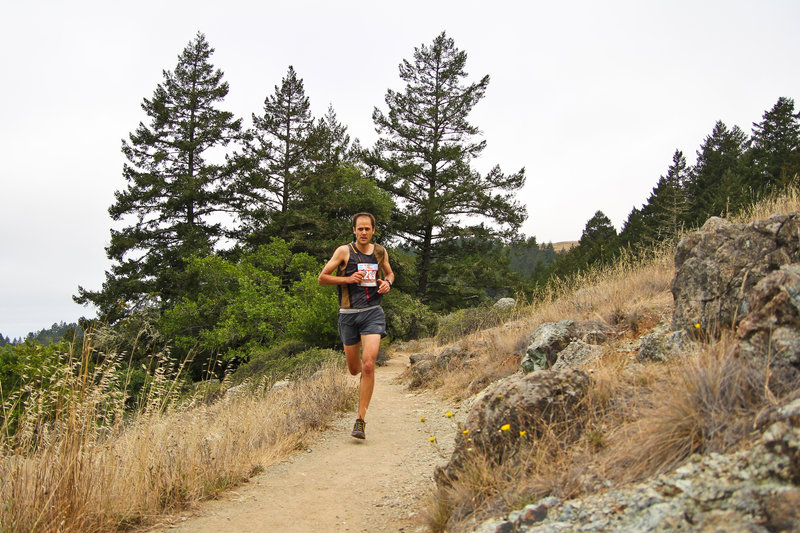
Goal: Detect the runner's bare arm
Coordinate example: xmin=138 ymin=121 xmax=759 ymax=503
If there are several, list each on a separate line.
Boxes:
xmin=377 ymin=249 xmax=395 ymax=294
xmin=318 ymin=245 xmax=364 ymax=285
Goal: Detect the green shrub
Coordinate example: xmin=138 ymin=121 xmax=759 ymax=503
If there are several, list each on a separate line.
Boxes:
xmin=285 ymin=271 xmax=340 ymax=347
xmin=436 ymin=303 xmax=516 ymax=344
xmin=382 ymin=290 xmax=439 ymax=341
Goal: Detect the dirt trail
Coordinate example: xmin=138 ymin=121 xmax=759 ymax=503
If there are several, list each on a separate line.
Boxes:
xmin=148 ymin=353 xmax=461 ymax=533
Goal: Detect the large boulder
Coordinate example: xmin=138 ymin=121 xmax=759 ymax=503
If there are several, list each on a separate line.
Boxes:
xmin=521 ymin=320 xmax=612 ymax=372
xmin=409 ymin=359 xmax=436 ymax=388
xmin=636 ymin=325 xmax=691 ymax=363
xmin=494 ymin=297 xmax=516 ymax=309
xmin=671 ymin=213 xmax=800 ymax=335
xmin=522 ymin=320 xmax=578 ymax=372
xmin=736 ymin=264 xmax=800 ymax=369
xmin=551 ymin=340 xmax=604 ymax=371
xmin=435 ymin=368 xmax=590 ymax=486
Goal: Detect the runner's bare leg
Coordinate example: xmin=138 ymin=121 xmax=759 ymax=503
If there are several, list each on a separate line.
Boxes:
xmin=344 ymin=343 xmax=362 ymax=376
xmin=356 ymin=334 xmax=380 ymax=419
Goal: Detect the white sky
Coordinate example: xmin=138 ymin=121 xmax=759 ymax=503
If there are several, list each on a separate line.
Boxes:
xmin=1 ymin=0 xmax=798 ymax=339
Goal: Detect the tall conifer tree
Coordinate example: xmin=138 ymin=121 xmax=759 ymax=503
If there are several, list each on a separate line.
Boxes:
xmin=236 ymin=66 xmax=313 ymax=245
xmin=286 ymin=106 xmax=393 ymax=260
xmin=748 ymin=97 xmax=800 ymax=192
xmin=366 ymin=32 xmax=526 ymax=301
xmin=686 ymin=121 xmax=748 ymax=224
xmin=76 ymin=33 xmax=242 ymax=319
xmin=640 ymin=150 xmax=689 ymax=245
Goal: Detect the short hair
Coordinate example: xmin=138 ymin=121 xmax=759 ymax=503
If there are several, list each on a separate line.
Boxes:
xmin=352 ymin=212 xmax=376 ymax=229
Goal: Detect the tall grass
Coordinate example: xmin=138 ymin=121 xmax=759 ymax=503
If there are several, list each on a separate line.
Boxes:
xmin=0 ymin=333 xmax=354 ymax=532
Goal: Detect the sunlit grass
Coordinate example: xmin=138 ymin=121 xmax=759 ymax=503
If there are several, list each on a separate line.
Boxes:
xmin=0 ymin=334 xmax=355 ymax=532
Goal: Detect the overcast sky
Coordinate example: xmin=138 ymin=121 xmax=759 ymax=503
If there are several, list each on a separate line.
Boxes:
xmin=1 ymin=0 xmax=798 ymax=339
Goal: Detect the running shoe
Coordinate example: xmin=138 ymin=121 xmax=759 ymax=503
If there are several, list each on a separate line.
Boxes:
xmin=351 ymin=418 xmax=366 ymax=439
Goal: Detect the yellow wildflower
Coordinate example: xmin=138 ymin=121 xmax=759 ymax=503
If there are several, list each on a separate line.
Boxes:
xmin=500 ymin=424 xmax=511 ymax=432
xmin=420 ymin=416 xmax=425 ymax=422
xmin=429 ymin=436 xmax=436 ymax=442
xmin=462 ymin=429 xmax=469 ymax=435
xmin=695 ymin=323 xmax=701 ymax=329
xmin=445 ymin=411 xmax=453 ymax=418
xmin=520 ymin=430 xmax=527 ymax=437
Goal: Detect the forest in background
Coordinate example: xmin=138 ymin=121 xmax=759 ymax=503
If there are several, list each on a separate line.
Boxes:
xmin=2 ymin=30 xmax=799 ymax=421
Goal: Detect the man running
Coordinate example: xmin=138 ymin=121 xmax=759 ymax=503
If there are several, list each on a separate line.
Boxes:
xmin=318 ymin=212 xmax=394 ymax=439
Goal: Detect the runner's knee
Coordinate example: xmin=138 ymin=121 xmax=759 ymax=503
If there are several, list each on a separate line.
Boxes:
xmin=362 ymin=359 xmax=375 ymax=376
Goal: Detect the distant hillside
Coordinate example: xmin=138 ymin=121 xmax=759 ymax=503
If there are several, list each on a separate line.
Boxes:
xmin=546 ymin=240 xmax=578 ymax=253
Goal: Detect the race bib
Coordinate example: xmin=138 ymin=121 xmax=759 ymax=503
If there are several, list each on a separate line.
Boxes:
xmin=358 ymin=263 xmax=378 ymax=287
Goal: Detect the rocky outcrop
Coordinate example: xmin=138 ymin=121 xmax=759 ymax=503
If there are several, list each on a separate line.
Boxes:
xmin=468 ymin=212 xmax=800 ymax=532
xmin=494 ymin=297 xmax=516 ymax=309
xmin=636 ymin=326 xmax=691 ymax=363
xmin=521 ymin=320 xmax=612 ymax=372
xmin=672 ymin=213 xmax=800 ymax=335
xmin=436 ymin=368 xmax=590 ymax=486
xmin=474 ymin=414 xmax=800 ymax=532
xmin=551 ymin=340 xmax=603 ymax=371
xmin=736 ymin=264 xmax=800 ymax=369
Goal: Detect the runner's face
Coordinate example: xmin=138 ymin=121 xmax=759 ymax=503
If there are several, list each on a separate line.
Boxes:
xmin=353 ymin=216 xmax=375 ymax=245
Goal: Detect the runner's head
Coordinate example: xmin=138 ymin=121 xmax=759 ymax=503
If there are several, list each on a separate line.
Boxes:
xmin=352 ymin=212 xmax=375 ymax=229
xmin=352 ymin=212 xmax=376 ymax=244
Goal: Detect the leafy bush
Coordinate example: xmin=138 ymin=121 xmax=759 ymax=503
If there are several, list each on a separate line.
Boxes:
xmin=157 ymin=239 xmax=327 ymax=378
xmin=382 ymin=290 xmax=439 ymax=341
xmin=285 ymin=272 xmax=340 ymax=347
xmin=0 ymin=339 xmax=70 ymax=436
xmin=436 ymin=303 xmax=516 ymax=344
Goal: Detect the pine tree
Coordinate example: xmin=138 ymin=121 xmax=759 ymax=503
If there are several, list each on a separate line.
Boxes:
xmin=286 ymin=106 xmax=393 ymax=260
xmin=366 ymin=32 xmax=526 ymax=301
xmin=75 ymin=33 xmax=242 ymax=319
xmin=619 ymin=206 xmax=645 ymax=249
xmin=686 ymin=121 xmax=749 ymax=224
xmin=640 ymin=150 xmax=689 ymax=245
xmin=236 ymin=66 xmax=314 ymax=245
xmin=578 ymin=210 xmax=617 ymax=263
xmin=748 ymin=97 xmax=800 ymax=192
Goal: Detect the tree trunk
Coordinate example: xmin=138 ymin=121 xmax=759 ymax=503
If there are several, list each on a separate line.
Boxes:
xmin=417 ymin=224 xmax=433 ymax=299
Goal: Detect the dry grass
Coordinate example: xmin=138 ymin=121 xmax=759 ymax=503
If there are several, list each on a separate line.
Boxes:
xmin=601 ymin=336 xmax=774 ymax=482
xmin=0 ymin=336 xmax=355 ymax=532
xmin=731 ymin=181 xmax=800 ymax=223
xmin=420 ymin=242 xmax=675 ymax=403
xmin=421 ymin=187 xmax=800 ymax=531
xmin=427 ymin=337 xmax=783 ymax=532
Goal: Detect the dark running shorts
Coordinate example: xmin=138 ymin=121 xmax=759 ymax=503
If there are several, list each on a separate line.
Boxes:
xmin=338 ymin=306 xmax=387 ymax=346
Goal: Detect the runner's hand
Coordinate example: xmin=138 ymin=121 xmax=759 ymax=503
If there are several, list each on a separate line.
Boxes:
xmin=378 ymin=279 xmax=391 ymax=294
xmin=349 ymin=271 xmax=365 ymax=284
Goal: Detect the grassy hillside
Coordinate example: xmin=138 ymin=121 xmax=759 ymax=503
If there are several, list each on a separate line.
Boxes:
xmin=410 ymin=187 xmax=800 ymax=531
